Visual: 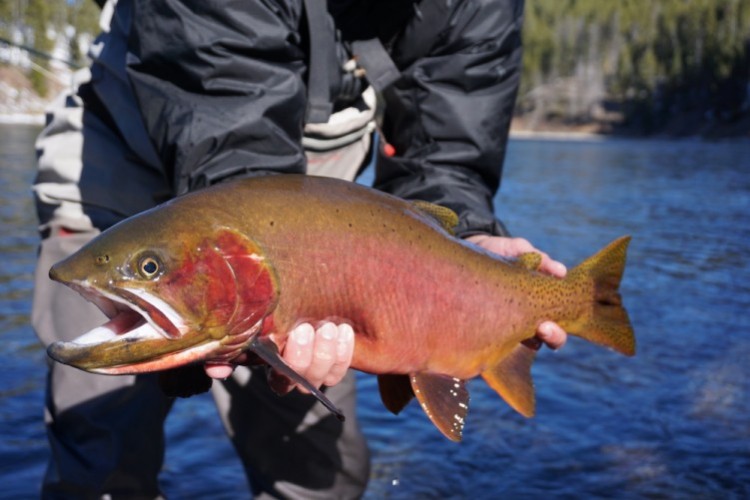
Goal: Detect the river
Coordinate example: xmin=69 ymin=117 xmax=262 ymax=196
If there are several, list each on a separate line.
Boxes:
xmin=1 ymin=123 xmax=748 ymax=498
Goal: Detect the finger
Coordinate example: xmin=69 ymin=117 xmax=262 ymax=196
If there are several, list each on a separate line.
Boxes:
xmin=536 ymin=321 xmax=567 ymax=350
xmin=303 ymin=322 xmax=339 ymax=390
xmin=503 ymin=238 xmax=566 ymax=278
xmin=468 ymin=235 xmax=533 ymax=256
xmin=469 ymin=235 xmax=567 ymax=278
xmin=268 ymin=324 xmax=316 ymax=395
xmin=322 ymin=323 xmax=354 ymax=386
xmin=507 ymin=236 xmax=537 ymax=254
xmin=538 ymin=255 xmax=567 ymax=278
xmin=204 ymin=362 xmax=235 ymax=380
xmin=283 ymin=323 xmax=315 ymax=375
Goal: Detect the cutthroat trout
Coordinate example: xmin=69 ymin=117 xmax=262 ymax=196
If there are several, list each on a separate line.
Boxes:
xmin=48 ymin=175 xmax=635 ymax=441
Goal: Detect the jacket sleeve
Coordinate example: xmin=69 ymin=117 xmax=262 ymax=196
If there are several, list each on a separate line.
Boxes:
xmin=374 ymin=0 xmax=524 ymax=237
xmin=126 ymin=0 xmax=307 ymax=195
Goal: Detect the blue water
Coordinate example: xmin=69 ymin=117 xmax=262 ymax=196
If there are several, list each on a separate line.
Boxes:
xmin=1 ymin=124 xmax=749 ymax=498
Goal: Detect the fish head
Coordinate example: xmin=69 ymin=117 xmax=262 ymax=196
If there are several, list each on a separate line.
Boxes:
xmin=47 ymin=205 xmax=279 ymax=374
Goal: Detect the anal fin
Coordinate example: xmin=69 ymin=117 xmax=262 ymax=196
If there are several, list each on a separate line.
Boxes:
xmin=377 ymin=374 xmax=414 ymax=414
xmin=481 ymin=343 xmax=537 ymax=417
xmin=410 ymin=373 xmax=469 ymax=442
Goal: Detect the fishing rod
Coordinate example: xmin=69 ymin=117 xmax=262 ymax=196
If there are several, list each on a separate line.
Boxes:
xmin=0 ymin=35 xmax=82 ymax=69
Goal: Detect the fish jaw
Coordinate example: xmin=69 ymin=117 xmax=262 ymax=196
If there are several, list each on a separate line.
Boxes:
xmin=46 ymin=280 xmax=266 ymax=374
xmin=46 ymin=279 xmax=219 ymax=373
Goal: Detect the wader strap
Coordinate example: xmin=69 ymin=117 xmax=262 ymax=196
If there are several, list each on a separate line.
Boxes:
xmin=350 ymin=39 xmax=401 ymax=93
xmin=303 ymin=0 xmax=334 ymax=123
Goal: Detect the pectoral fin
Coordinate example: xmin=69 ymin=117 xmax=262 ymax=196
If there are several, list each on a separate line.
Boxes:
xmin=377 ymin=374 xmax=414 ymax=414
xmin=248 ymin=336 xmax=345 ymax=421
xmin=410 ymin=373 xmax=469 ymax=442
xmin=481 ymin=342 xmax=538 ymax=417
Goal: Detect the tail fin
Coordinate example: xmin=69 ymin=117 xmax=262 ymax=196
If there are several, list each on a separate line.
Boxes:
xmin=566 ymin=235 xmax=635 ymax=356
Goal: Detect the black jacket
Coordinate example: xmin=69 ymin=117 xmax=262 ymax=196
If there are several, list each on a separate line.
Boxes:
xmin=126 ymin=0 xmax=523 ymax=236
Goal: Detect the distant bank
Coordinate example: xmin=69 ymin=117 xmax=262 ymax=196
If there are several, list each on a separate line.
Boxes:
xmin=1 ymin=113 xmax=747 ymax=143
xmin=0 ymin=113 xmax=44 ymax=125
xmin=1 ymin=61 xmax=747 ymax=141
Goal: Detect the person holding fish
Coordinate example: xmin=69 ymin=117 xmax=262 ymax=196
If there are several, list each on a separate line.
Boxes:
xmin=32 ymin=0 xmax=568 ymax=498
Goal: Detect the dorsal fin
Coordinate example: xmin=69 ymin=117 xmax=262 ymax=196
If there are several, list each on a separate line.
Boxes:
xmin=481 ymin=343 xmax=538 ymax=417
xmin=410 ymin=373 xmax=469 ymax=442
xmin=411 ymin=200 xmax=459 ymax=235
xmin=377 ymin=374 xmax=415 ymax=414
xmin=515 ymin=252 xmax=543 ymax=271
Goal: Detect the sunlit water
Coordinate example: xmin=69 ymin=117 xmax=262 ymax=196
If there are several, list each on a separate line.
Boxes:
xmin=1 ymin=124 xmax=748 ymax=498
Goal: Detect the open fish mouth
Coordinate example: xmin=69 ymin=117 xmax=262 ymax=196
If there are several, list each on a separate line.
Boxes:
xmin=46 ymin=281 xmax=220 ymax=375
xmin=66 ymin=282 xmax=173 ymax=343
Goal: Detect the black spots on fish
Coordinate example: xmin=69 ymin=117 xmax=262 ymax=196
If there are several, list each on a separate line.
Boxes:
xmin=268 ymin=220 xmax=275 ymax=227
xmin=510 ymin=297 xmax=523 ymax=309
xmin=380 ymin=222 xmax=398 ymax=234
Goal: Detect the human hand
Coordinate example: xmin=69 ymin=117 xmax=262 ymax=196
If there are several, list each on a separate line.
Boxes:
xmin=203 ymin=322 xmax=355 ymax=394
xmin=466 ymin=234 xmax=568 ymax=350
xmin=266 ymin=322 xmax=355 ymax=395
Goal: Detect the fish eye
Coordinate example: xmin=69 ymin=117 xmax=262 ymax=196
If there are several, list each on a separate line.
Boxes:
xmin=137 ymin=255 xmax=162 ymax=279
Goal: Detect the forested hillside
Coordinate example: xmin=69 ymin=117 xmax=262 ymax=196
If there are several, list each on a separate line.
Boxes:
xmin=1 ymin=0 xmax=749 ymax=137
xmin=520 ymin=0 xmax=750 ymax=136
xmin=0 ymin=0 xmax=97 ymax=98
